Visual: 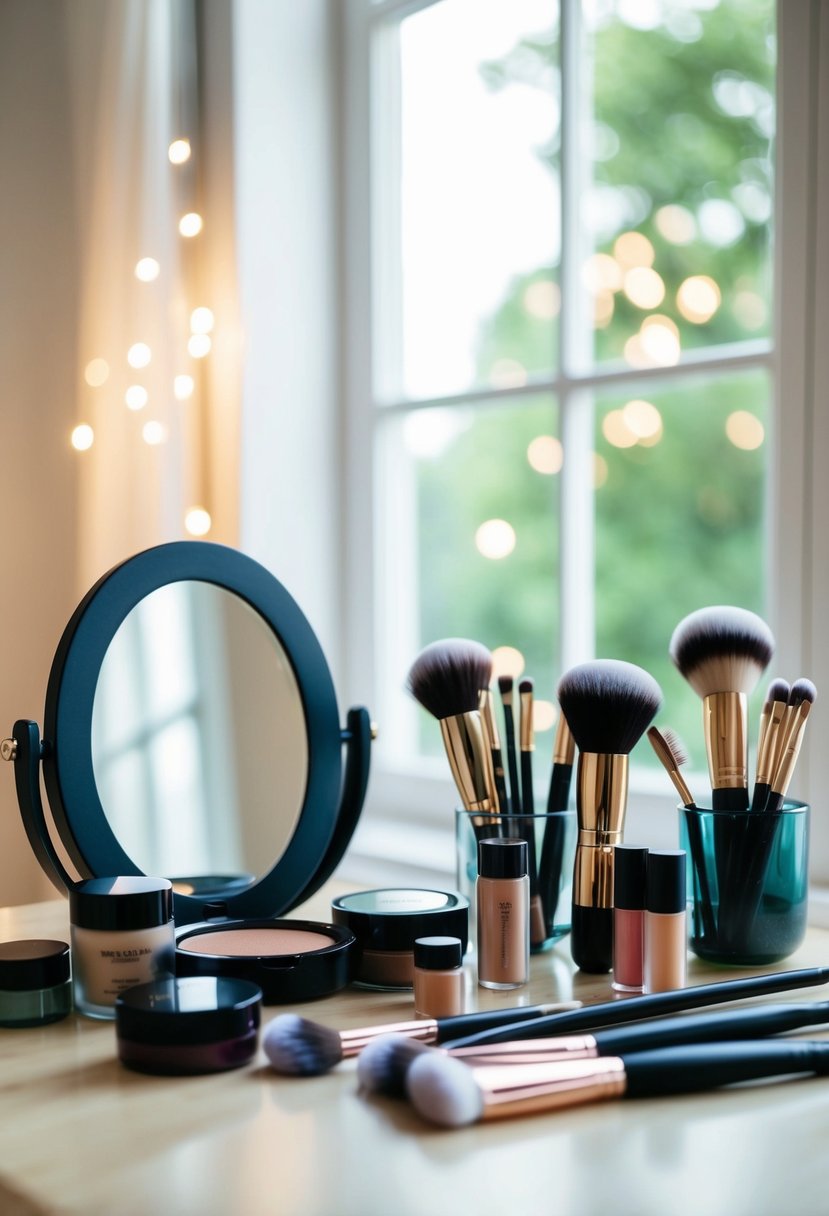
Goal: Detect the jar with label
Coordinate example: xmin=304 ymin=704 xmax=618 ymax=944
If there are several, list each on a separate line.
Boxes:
xmin=69 ymin=877 xmax=175 ymax=1019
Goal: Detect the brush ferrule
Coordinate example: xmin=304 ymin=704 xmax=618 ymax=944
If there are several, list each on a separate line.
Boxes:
xmin=756 ymin=699 xmax=787 ymax=785
xmin=772 ymin=701 xmax=812 ymax=797
xmin=520 ymin=690 xmax=534 ymax=751
xmin=452 ymin=1035 xmax=599 ymax=1065
xmin=475 ymin=1057 xmax=627 ymax=1121
xmin=703 ymin=692 xmax=747 ymax=790
xmin=340 ymin=1020 xmax=439 ymax=1056
xmin=552 ymin=713 xmax=575 ymax=766
xmin=440 ymin=712 xmax=498 ymax=813
xmin=479 ymin=690 xmax=502 ymax=750
xmin=575 ymin=753 xmax=629 ymax=839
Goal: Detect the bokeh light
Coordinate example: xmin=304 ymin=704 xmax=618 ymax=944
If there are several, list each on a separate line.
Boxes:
xmin=475 ymin=519 xmax=516 ymax=559
xmin=71 ymin=424 xmax=94 ymax=451
xmin=491 ymin=646 xmax=525 ymax=680
xmin=84 ymin=358 xmax=109 ymax=387
xmin=726 ymin=411 xmax=764 ymax=450
xmin=527 ymin=435 xmax=563 ymax=475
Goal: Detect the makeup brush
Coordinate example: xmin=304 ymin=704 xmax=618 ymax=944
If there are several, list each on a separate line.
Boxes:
xmin=262 ymin=1001 xmax=582 ymax=1076
xmin=479 ymin=688 xmax=509 ymax=815
xmin=538 ymin=709 xmax=575 ymax=938
xmin=441 ymin=963 xmax=829 ymax=1050
xmin=406 ymin=1039 xmax=829 ymax=1128
xmin=357 ymin=1000 xmax=829 ymax=1097
xmin=517 ymin=678 xmax=546 ymax=946
xmin=648 ymin=725 xmax=716 ymax=942
xmin=497 ymin=675 xmax=521 ymax=815
xmin=750 ymin=679 xmax=791 ymax=812
xmin=264 ymin=964 xmax=829 ymax=1076
xmin=765 ymin=681 xmax=817 ymax=814
xmin=557 ymin=659 xmax=662 ymax=973
xmin=669 ymin=606 xmax=775 ymax=810
xmin=406 ymin=639 xmax=498 ymax=839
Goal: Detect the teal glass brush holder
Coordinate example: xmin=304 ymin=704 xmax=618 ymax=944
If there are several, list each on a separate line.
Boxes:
xmin=678 ymin=801 xmax=809 ymax=966
xmin=455 ymin=808 xmax=577 ymax=955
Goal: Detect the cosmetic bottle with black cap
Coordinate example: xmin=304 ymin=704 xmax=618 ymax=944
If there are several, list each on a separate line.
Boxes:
xmin=477 ymin=838 xmax=529 ymax=990
xmin=613 ymin=844 xmax=649 ymax=993
xmin=645 ymin=851 xmax=687 ymax=993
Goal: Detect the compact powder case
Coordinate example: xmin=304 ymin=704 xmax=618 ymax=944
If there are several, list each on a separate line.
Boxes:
xmin=115 ymin=975 xmax=262 ymax=1075
xmin=331 ymin=888 xmax=469 ymax=989
xmin=174 ymin=919 xmax=356 ymax=1003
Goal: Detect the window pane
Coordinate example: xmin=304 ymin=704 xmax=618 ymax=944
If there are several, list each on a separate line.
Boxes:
xmin=584 ymin=0 xmax=775 ymax=367
xmin=377 ymin=0 xmax=560 ymax=402
xmin=376 ymin=397 xmax=561 ymax=759
xmin=594 ymin=368 xmax=770 ymax=769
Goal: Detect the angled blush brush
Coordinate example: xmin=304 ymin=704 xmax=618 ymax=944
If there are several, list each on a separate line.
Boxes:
xmin=750 ymin=678 xmax=791 ymax=812
xmin=406 ymin=1039 xmax=829 ymax=1128
xmin=669 ymin=605 xmax=775 ymax=811
xmin=557 ymin=660 xmax=662 ymax=974
xmin=498 ymin=675 xmax=521 ymax=815
xmin=406 ymin=639 xmax=498 ymax=841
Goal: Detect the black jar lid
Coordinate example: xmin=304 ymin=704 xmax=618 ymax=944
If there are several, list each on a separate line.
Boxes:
xmin=115 ymin=976 xmax=262 ymax=1047
xmin=414 ymin=936 xmax=463 ymax=971
xmin=0 ymin=940 xmax=70 ymax=991
xmin=478 ymin=837 xmax=528 ymax=880
xmin=331 ymin=889 xmax=469 ymax=954
xmin=69 ymin=876 xmax=173 ymax=931
xmin=646 ymin=850 xmax=687 ymax=914
xmin=614 ymin=845 xmax=649 ymax=910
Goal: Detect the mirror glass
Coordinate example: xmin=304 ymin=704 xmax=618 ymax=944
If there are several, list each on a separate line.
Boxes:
xmin=91 ymin=581 xmax=308 ymax=886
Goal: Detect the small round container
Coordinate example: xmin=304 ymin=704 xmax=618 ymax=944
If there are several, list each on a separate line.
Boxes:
xmin=0 ymin=940 xmax=72 ymax=1027
xmin=331 ymin=888 xmax=469 ymax=990
xmin=175 ymin=919 xmax=355 ymax=1003
xmin=413 ymin=936 xmax=464 ymax=1018
xmin=115 ymin=976 xmax=262 ymax=1075
xmin=69 ymin=876 xmax=175 ymax=1020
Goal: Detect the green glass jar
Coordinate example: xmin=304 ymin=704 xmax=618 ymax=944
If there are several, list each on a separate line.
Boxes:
xmin=0 ymin=940 xmax=72 ymax=1027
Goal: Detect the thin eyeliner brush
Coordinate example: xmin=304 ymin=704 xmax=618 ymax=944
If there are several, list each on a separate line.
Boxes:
xmin=498 ymin=675 xmax=521 ymax=815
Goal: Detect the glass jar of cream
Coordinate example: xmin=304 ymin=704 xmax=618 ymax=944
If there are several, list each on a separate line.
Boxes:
xmin=69 ymin=876 xmax=175 ymax=1019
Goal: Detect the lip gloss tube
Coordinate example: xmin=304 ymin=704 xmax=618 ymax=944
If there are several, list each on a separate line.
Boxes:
xmin=612 ymin=844 xmax=648 ymax=993
xmin=645 ymin=850 xmax=687 ymax=994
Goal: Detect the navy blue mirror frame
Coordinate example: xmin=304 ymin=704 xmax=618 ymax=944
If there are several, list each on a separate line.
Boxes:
xmin=32 ymin=541 xmax=352 ymax=924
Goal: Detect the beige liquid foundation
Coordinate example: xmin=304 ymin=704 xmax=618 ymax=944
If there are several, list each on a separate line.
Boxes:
xmin=477 ymin=838 xmax=529 ymax=990
xmin=644 ymin=851 xmax=687 ymax=994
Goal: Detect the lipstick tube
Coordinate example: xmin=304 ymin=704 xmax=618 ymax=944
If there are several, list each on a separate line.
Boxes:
xmin=571 ymin=752 xmax=628 ymax=973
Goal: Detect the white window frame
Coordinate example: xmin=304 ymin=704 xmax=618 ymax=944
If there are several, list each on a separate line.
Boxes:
xmin=339 ymin=0 xmax=829 ymax=898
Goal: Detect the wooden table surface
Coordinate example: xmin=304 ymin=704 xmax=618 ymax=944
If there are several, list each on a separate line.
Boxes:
xmin=2 ymin=890 xmax=829 ymax=1216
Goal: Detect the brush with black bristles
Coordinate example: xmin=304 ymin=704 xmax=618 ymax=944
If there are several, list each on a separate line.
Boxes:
xmin=750 ymin=678 xmax=790 ymax=812
xmin=405 ymin=1039 xmax=829 ymax=1129
xmin=669 ymin=606 xmax=775 ymax=811
xmin=406 ymin=639 xmax=499 ymax=840
xmin=497 ymin=675 xmax=521 ymax=815
xmin=557 ymin=659 xmax=662 ymax=974
xmin=357 ymin=999 xmax=829 ymax=1099
xmin=648 ymin=726 xmax=715 ymax=944
xmin=765 ymin=679 xmax=817 ymax=815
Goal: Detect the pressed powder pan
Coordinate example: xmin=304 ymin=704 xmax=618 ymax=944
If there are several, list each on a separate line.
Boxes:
xmin=175 ymin=919 xmax=355 ymax=1003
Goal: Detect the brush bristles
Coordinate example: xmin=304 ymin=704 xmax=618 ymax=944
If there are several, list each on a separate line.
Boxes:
xmin=669 ymin=606 xmax=774 ymax=698
xmin=660 ymin=726 xmax=689 ymax=769
xmin=406 ymin=1053 xmax=484 ymax=1127
xmin=406 ymin=639 xmax=493 ymax=720
xmin=518 ymin=678 xmax=533 ymax=694
xmin=789 ymin=678 xmax=817 ymax=706
xmin=557 ymin=660 xmax=662 ymax=755
xmin=766 ymin=678 xmax=790 ymax=706
xmin=357 ymin=1034 xmax=433 ymax=1097
xmin=263 ymin=1014 xmax=344 ymax=1076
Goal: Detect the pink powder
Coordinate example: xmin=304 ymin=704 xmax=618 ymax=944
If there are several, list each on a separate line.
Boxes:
xmin=178 ymin=928 xmax=335 ymax=957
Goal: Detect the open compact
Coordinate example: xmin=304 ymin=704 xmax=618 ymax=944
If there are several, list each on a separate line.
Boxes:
xmin=3 ymin=541 xmax=373 ymax=1004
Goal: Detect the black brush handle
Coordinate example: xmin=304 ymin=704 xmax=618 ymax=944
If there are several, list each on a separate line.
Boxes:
xmin=502 ymin=704 xmax=521 ymax=815
xmin=750 ymin=780 xmax=771 ymax=813
xmin=595 ymin=1001 xmax=829 ymax=1056
xmin=432 ymin=1003 xmax=573 ymax=1042
xmin=546 ymin=762 xmax=572 ymax=814
xmin=712 ymin=786 xmax=749 ymax=811
xmin=570 ymin=903 xmax=612 ymax=974
xmin=622 ymin=1039 xmax=829 ymax=1099
xmin=491 ymin=747 xmax=509 ymax=816
xmin=766 ymin=790 xmax=785 ymax=815
xmin=442 ymin=966 xmax=829 ymax=1049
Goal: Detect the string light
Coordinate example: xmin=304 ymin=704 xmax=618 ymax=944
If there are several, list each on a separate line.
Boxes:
xmin=84 ymin=358 xmax=109 ymax=387
xmin=127 ymin=342 xmax=151 ymax=369
xmin=174 ymin=374 xmax=195 ymax=400
xmin=187 ymin=334 xmax=211 ymax=358
xmin=190 ymin=307 xmax=214 ymax=334
xmin=125 ymin=385 xmax=148 ymax=411
xmin=142 ymin=420 xmax=167 ymax=446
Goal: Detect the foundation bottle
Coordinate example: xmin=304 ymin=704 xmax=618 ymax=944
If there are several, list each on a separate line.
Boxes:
xmin=644 ymin=850 xmax=687 ymax=994
xmin=612 ymin=844 xmax=648 ymax=993
xmin=413 ymin=936 xmax=464 ymax=1018
xmin=69 ymin=877 xmax=175 ymax=1019
xmin=477 ymin=838 xmax=529 ymax=990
